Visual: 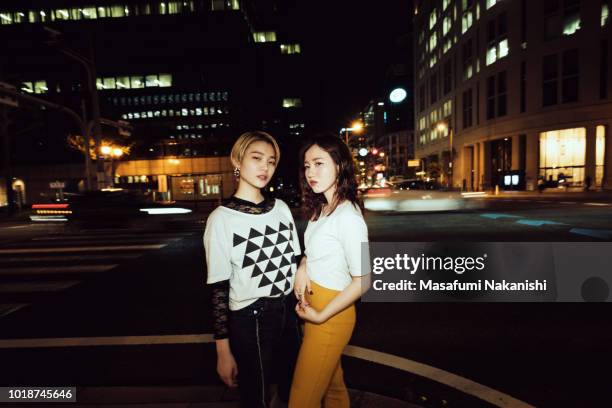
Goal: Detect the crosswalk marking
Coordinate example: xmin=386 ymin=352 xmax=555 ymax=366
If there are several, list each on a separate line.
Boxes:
xmin=0 ymin=254 xmax=141 ymax=263
xmin=0 ymin=303 xmax=28 ymax=318
xmin=0 ymin=244 xmax=167 ymax=254
xmin=0 ymin=226 xmax=197 ymax=320
xmin=0 ymin=264 xmax=118 ymax=276
xmin=31 ymin=233 xmax=192 ymax=241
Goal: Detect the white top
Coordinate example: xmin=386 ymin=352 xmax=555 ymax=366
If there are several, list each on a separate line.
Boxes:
xmin=304 ymin=200 xmax=369 ymax=291
xmin=204 ymin=199 xmax=302 ymax=311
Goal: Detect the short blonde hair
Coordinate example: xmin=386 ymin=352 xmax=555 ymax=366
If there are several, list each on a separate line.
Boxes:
xmin=230 ymin=131 xmax=280 ymax=165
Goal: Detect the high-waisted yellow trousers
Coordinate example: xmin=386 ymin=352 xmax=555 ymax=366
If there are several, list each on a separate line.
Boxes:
xmin=289 ymin=281 xmax=355 ymax=408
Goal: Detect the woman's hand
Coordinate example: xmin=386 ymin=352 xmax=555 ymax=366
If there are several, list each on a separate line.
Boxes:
xmin=216 ymin=340 xmax=238 ymax=388
xmin=294 ymin=259 xmax=312 ymax=307
xmin=295 ymin=302 xmax=324 ymax=324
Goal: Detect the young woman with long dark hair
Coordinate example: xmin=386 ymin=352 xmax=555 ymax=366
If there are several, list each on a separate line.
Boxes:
xmin=204 ymin=131 xmax=302 ymax=408
xmin=289 ymin=133 xmax=371 ymax=408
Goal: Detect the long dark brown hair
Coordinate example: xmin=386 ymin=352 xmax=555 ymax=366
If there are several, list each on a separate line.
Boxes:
xmin=299 ymin=133 xmax=362 ymax=221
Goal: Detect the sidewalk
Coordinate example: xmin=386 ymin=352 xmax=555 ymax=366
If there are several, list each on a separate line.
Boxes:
xmin=14 ymin=385 xmax=423 ymax=408
xmin=482 ymin=189 xmax=612 ymax=200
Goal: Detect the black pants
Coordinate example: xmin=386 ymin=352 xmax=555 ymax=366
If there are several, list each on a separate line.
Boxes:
xmin=229 ymin=295 xmax=302 ymax=408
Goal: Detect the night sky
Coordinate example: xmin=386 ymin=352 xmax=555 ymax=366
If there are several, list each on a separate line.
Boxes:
xmin=287 ymin=0 xmax=414 ymax=132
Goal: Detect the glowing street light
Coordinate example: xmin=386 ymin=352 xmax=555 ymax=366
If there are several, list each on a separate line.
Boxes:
xmin=112 ymin=148 xmax=123 ymax=158
xmin=342 ymin=120 xmax=364 ymax=145
xmin=437 ymin=120 xmax=454 ymax=188
xmin=100 ymin=145 xmax=111 ymax=156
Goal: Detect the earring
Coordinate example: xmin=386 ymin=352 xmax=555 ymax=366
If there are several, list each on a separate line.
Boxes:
xmin=233 ymin=167 xmax=240 ymax=178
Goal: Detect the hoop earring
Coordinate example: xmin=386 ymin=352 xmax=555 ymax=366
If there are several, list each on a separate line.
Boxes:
xmin=233 ymin=167 xmax=240 ymax=178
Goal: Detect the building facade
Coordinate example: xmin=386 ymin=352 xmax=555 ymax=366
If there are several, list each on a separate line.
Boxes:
xmin=0 ymin=0 xmax=305 ymax=203
xmin=414 ymin=0 xmax=612 ymax=191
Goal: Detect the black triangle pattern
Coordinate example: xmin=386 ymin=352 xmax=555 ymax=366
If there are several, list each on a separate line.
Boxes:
xmin=269 ymin=284 xmax=283 ymax=296
xmin=256 ymin=250 xmax=269 ymax=263
xmin=245 ymin=240 xmax=260 ymax=254
xmin=249 ymin=228 xmax=263 ymax=239
xmin=259 ymin=274 xmax=273 ymax=288
xmin=265 ymin=260 xmax=278 ymax=272
xmin=273 ymin=270 xmax=285 ymax=283
xmin=279 ymin=256 xmax=291 ymax=268
xmin=233 ymin=234 xmax=247 ymax=247
xmin=262 ymin=236 xmax=275 ymax=248
xmin=242 ymin=255 xmax=255 ymax=268
xmin=270 ymin=247 xmax=283 ymax=259
xmin=235 ymin=221 xmax=299 ymax=293
xmin=251 ymin=265 xmax=263 ymax=278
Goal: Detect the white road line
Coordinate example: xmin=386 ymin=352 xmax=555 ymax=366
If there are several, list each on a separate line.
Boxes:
xmin=535 ymin=200 xmax=550 ymax=203
xmin=0 ymin=304 xmax=28 ymax=318
xmin=0 ymin=281 xmax=80 ymax=293
xmin=585 ymin=202 xmax=610 ymax=206
xmin=0 ymin=244 xmax=167 ymax=254
xmin=560 ymin=202 xmax=577 ymax=205
xmin=0 ymin=264 xmax=118 ymax=276
xmin=6 ymin=225 xmax=31 ymax=229
xmin=0 ymin=334 xmax=534 ymax=408
xmin=0 ymin=334 xmax=214 ymax=348
xmin=31 ymin=233 xmax=190 ymax=241
xmin=344 ymin=346 xmax=534 ymax=408
xmin=0 ymin=254 xmax=141 ymax=263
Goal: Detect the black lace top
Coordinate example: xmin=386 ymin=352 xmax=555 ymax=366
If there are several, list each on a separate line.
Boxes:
xmin=211 ymin=195 xmax=275 ymax=340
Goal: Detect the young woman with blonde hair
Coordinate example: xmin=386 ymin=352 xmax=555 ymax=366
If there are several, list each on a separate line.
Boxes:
xmin=289 ymin=133 xmax=371 ymax=408
xmin=204 ymin=131 xmax=302 ymax=407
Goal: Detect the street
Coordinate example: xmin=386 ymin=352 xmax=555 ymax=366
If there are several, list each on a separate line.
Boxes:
xmin=1 ymin=195 xmax=612 ymax=407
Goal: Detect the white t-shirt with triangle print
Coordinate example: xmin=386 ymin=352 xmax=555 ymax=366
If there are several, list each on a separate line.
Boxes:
xmin=204 ymin=199 xmax=302 ymax=311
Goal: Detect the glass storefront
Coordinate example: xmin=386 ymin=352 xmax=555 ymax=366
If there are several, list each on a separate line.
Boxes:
xmin=596 ymin=125 xmax=606 ymax=188
xmin=170 ymin=175 xmax=222 ymax=201
xmin=539 ymin=128 xmax=586 ymax=187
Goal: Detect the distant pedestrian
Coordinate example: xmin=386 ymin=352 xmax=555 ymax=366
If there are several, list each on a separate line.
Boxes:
xmin=585 ymin=175 xmax=592 ymax=192
xmin=203 ymin=131 xmax=302 ymax=408
xmin=290 ymin=134 xmax=371 ymax=408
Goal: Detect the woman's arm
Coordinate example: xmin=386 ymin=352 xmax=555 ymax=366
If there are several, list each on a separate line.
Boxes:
xmin=296 ymin=274 xmax=371 ymax=324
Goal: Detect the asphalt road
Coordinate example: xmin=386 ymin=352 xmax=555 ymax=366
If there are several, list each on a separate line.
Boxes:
xmin=1 ymin=196 xmax=611 ymax=407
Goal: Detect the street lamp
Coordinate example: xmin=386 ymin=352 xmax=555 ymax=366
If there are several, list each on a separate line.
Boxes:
xmin=100 ymin=145 xmax=124 ymax=187
xmin=341 ymin=121 xmax=364 ymax=145
xmin=437 ymin=121 xmax=454 ymax=188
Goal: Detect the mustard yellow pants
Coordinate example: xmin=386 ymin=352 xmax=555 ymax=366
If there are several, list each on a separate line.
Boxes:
xmin=289 ymin=281 xmax=356 ymax=408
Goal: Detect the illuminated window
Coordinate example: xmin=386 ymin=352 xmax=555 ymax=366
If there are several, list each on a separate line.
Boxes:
xmin=0 ymin=12 xmax=13 ymax=25
xmin=539 ymin=128 xmax=586 ymax=186
xmin=130 ymin=76 xmax=145 ymax=89
xmin=486 ymin=13 xmax=509 ymax=66
xmin=253 ymin=31 xmax=277 ymax=43
xmin=158 ymin=74 xmax=172 ymax=87
xmin=486 ymin=0 xmax=500 ymax=9
xmin=110 ymin=6 xmax=126 ymax=17
xmin=282 ymin=98 xmax=302 ymax=108
xmin=443 ymin=0 xmax=451 ymax=11
xmin=443 ymin=16 xmax=452 ymax=36
xmin=430 ymin=8 xmax=437 ymax=29
xmin=80 ymin=7 xmax=97 ymax=19
xmin=563 ymin=1 xmax=581 ymax=36
xmin=54 ymin=9 xmax=70 ymax=20
xmin=603 ymin=2 xmax=610 ymax=27
xmin=429 ymin=32 xmax=438 ymax=51
xmin=21 ymin=82 xmax=33 ymax=93
xmin=212 ymin=0 xmax=240 ymax=11
xmin=116 ymin=76 xmax=130 ymax=89
xmin=34 ymin=81 xmax=48 ymax=94
xmin=462 ymin=11 xmax=473 ymax=33
xmin=280 ymin=44 xmax=301 ymax=54
xmin=443 ymin=100 xmax=452 ymax=117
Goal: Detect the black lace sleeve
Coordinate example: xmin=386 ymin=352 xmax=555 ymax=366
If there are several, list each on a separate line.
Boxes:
xmin=211 ymin=280 xmax=230 ymax=340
